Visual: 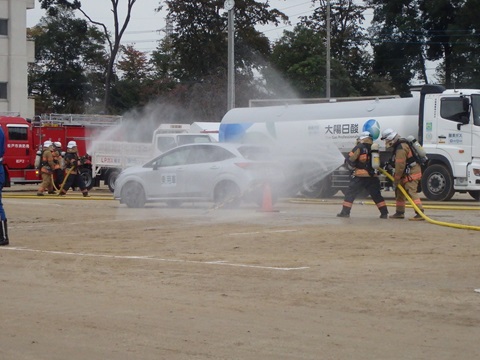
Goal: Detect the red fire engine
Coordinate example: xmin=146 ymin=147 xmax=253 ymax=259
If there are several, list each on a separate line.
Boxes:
xmin=0 ymin=113 xmax=121 ymax=188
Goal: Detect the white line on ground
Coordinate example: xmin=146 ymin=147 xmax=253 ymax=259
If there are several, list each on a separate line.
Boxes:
xmin=228 ymin=229 xmax=298 ymax=236
xmin=2 ymin=247 xmax=309 ymax=271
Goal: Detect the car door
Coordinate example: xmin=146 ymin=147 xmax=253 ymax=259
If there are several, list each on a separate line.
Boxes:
xmin=182 ymin=145 xmax=235 ymax=197
xmin=142 ymin=146 xmax=191 ymax=199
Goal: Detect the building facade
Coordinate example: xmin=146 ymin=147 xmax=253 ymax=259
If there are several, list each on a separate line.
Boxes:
xmin=0 ymin=0 xmax=35 ymax=118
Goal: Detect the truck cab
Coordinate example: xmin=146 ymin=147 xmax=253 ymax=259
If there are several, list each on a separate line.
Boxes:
xmin=420 ymin=88 xmax=480 ymax=200
xmin=0 ymin=115 xmax=37 ymax=185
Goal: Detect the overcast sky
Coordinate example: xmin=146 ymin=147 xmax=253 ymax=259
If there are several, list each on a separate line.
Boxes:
xmin=26 ymin=0 xmax=318 ymax=54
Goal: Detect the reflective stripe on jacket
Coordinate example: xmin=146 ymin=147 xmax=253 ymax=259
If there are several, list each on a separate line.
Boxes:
xmin=393 ymin=142 xmax=422 ymax=183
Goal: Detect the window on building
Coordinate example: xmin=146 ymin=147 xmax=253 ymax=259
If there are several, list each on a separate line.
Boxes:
xmin=0 ymin=83 xmax=7 ymax=99
xmin=0 ymin=19 xmax=7 ymax=36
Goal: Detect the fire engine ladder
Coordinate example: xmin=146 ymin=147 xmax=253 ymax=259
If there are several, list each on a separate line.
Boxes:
xmin=38 ymin=113 xmax=123 ymax=127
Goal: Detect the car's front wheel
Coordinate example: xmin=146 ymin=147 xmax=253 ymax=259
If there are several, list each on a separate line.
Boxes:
xmin=214 ymin=181 xmax=241 ymax=209
xmin=121 ymin=181 xmax=146 ymax=208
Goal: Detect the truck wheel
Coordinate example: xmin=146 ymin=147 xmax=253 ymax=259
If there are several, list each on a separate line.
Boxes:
xmin=214 ymin=181 xmax=241 ymax=208
xmin=107 ymin=170 xmax=120 ymax=192
xmin=79 ymin=168 xmax=94 ymax=190
xmin=301 ymin=176 xmax=337 ymax=198
xmin=421 ymin=164 xmax=455 ymax=201
xmin=121 ymin=182 xmax=146 ymax=208
xmin=468 ymin=191 xmax=480 ymax=201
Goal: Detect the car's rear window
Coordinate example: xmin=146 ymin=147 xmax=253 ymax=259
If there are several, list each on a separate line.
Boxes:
xmin=237 ymin=146 xmax=273 ymax=161
xmin=177 ymin=135 xmax=212 ymax=146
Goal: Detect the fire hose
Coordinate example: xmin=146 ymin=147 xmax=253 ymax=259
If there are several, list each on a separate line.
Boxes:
xmin=378 ymin=167 xmax=480 ymax=231
xmin=56 ymin=167 xmax=75 ymax=195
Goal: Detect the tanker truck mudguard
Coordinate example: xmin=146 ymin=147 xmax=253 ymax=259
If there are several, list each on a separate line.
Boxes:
xmin=219 ymin=84 xmax=480 ymax=201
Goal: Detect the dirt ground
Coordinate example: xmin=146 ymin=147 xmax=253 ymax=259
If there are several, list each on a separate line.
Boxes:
xmin=1 ymin=185 xmax=479 ymax=360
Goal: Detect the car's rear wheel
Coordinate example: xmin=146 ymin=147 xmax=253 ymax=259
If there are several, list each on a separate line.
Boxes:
xmin=121 ymin=182 xmax=146 ymax=208
xmin=214 ymin=181 xmax=241 ymax=209
xmin=301 ymin=175 xmax=338 ymax=198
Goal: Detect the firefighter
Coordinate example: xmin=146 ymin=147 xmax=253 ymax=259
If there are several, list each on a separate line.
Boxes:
xmin=52 ymin=141 xmax=65 ymax=190
xmin=381 ymin=128 xmax=425 ymax=221
xmin=37 ymin=141 xmax=56 ymax=196
xmin=59 ymin=141 xmax=89 ymax=197
xmin=337 ymin=131 xmax=389 ymax=219
xmin=0 ymin=126 xmax=9 ymax=245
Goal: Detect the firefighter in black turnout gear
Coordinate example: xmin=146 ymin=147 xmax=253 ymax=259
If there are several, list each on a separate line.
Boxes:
xmin=337 ymin=131 xmax=389 ymax=219
xmin=59 ymin=141 xmax=89 ymax=197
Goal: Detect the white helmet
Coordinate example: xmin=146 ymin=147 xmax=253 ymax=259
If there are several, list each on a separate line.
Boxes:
xmin=54 ymin=141 xmax=62 ymax=148
xmin=358 ymin=131 xmax=372 ymax=140
xmin=43 ymin=140 xmax=53 ymax=148
xmin=67 ymin=141 xmax=77 ymax=148
xmin=381 ymin=128 xmax=398 ymax=141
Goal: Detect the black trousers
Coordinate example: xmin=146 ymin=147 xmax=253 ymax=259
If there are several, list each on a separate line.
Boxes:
xmin=63 ymin=172 xmax=87 ymax=192
xmin=343 ymin=176 xmax=385 ymax=205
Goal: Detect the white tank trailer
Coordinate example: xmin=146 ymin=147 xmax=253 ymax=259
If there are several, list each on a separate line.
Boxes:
xmin=219 ymin=85 xmax=480 ymax=201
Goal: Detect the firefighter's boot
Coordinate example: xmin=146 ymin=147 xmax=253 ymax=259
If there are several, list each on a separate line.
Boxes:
xmin=337 ymin=206 xmax=350 ymax=218
xmin=410 ymin=209 xmax=425 ymax=221
xmin=379 ymin=206 xmax=389 ymax=219
xmin=389 ymin=211 xmax=405 ymax=219
xmin=0 ymin=219 xmax=9 ymax=246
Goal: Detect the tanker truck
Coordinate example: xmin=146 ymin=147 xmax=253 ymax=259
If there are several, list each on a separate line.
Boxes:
xmin=219 ymin=84 xmax=480 ymax=201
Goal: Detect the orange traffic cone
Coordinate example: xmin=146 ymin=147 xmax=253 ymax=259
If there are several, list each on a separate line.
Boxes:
xmin=258 ymin=182 xmax=279 ymax=212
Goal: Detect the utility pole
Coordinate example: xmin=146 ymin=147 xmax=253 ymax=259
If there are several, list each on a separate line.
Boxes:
xmin=225 ymin=0 xmax=235 ymax=111
xmin=326 ymin=0 xmax=331 ymax=99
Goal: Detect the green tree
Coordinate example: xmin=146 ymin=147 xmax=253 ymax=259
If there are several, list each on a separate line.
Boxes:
xmin=28 ymin=9 xmax=107 ymax=114
xmin=299 ymin=0 xmax=377 ymax=96
xmin=110 ymin=45 xmax=154 ymax=112
xmin=265 ymin=25 xmax=354 ymax=99
xmin=367 ymin=0 xmax=480 ymax=90
xmin=151 ymin=0 xmax=288 ymax=119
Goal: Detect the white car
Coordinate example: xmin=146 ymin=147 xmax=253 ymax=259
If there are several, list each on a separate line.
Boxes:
xmin=113 ymin=143 xmax=284 ymax=208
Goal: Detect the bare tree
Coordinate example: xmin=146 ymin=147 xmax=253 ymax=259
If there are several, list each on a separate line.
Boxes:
xmin=39 ymin=0 xmax=138 ymax=114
